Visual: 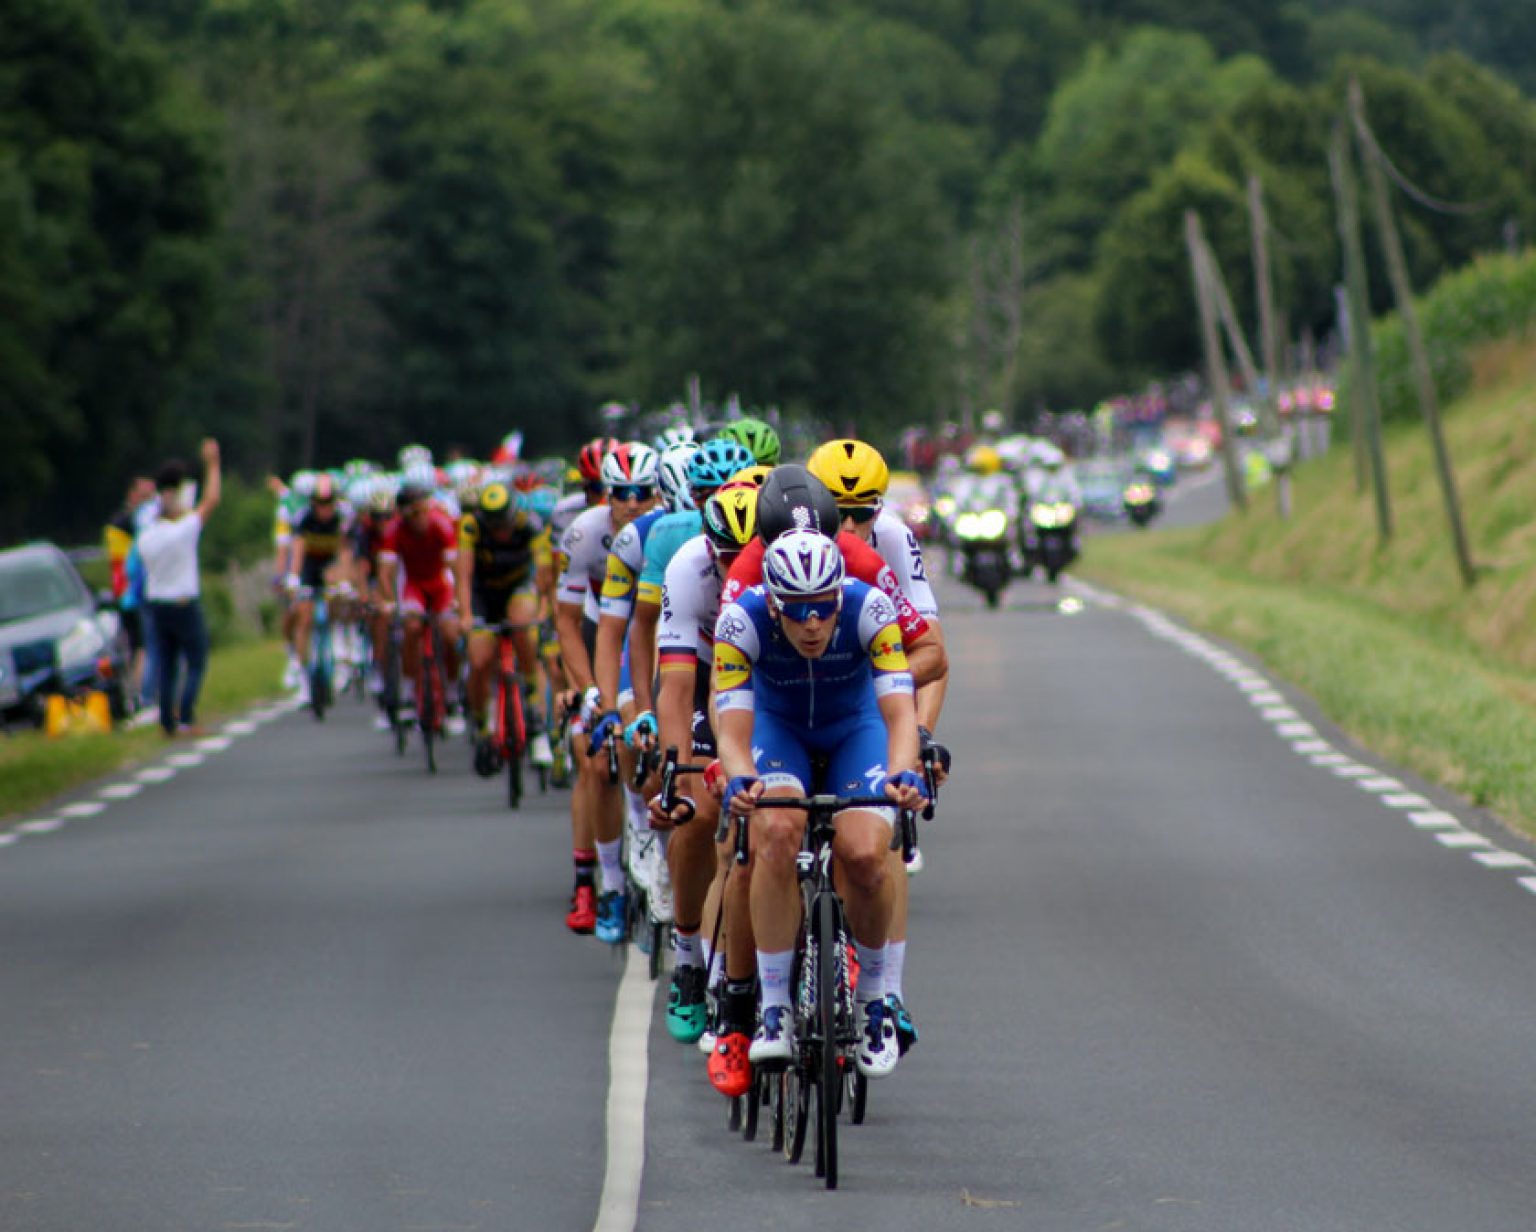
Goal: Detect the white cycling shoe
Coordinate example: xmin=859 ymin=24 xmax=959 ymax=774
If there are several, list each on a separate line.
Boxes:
xmin=856 ymin=999 xmax=900 ymax=1078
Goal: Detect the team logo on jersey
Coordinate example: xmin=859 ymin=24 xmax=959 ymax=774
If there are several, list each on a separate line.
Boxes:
xmin=714 ymin=641 xmax=751 ymax=683
xmin=866 ymin=592 xmax=897 ymax=627
xmin=870 ymin=627 xmax=907 ymax=672
xmin=716 ymin=611 xmax=748 ymax=644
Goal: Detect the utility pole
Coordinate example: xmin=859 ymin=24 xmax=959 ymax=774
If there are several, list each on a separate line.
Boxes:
xmin=1328 ymin=119 xmax=1392 ymax=541
xmin=1248 ymin=174 xmax=1284 ymax=440
xmin=1350 ymin=79 xmax=1475 ymax=586
xmin=1185 ymin=210 xmax=1246 ymax=512
xmin=1200 ymin=236 xmax=1289 ymax=516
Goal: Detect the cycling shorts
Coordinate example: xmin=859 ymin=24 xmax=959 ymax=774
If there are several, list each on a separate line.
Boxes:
xmin=752 ymin=707 xmax=892 ymax=824
xmin=472 ymin=582 xmax=537 ymax=627
xmin=402 ymin=573 xmax=454 ymax=616
xmin=691 ymin=659 xmax=716 ymax=758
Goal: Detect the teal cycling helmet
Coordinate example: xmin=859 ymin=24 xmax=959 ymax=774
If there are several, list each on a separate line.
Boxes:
xmin=689 ymin=438 xmax=756 ymax=491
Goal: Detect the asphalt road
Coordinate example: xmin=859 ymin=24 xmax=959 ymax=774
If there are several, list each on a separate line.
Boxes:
xmin=5 ymin=568 xmax=1536 ymax=1231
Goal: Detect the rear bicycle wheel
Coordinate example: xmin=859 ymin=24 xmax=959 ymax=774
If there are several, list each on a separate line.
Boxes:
xmin=421 ymin=632 xmax=440 ymax=775
xmin=742 ymin=1067 xmax=765 ymax=1141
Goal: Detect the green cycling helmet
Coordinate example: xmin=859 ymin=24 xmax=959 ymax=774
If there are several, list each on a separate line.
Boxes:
xmin=721 ymin=417 xmax=781 ymax=467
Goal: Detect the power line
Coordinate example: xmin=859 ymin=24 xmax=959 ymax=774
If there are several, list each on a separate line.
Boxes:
xmin=1348 ymin=99 xmax=1495 ymax=217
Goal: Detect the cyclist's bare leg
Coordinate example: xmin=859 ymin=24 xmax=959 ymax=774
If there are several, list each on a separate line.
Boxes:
xmin=832 ymin=809 xmax=894 ymax=949
xmin=507 ymin=597 xmax=541 ymax=720
xmin=746 ymin=787 xmax=807 ymax=953
xmin=293 ymin=597 xmax=315 ymax=663
xmin=438 ymin=611 xmax=463 ymax=680
xmin=466 ymin=631 xmax=496 ymax=727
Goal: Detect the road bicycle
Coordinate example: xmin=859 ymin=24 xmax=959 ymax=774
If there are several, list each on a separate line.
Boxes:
xmin=301 ymin=585 xmax=335 ymax=721
xmin=475 ymin=620 xmax=540 ymax=808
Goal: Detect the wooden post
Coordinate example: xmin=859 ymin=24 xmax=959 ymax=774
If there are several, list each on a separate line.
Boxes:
xmin=1201 ymin=237 xmax=1289 ymax=516
xmin=1248 ymin=174 xmax=1284 ymax=439
xmin=1350 ymin=79 xmax=1475 ymax=586
xmin=1185 ymin=210 xmax=1246 ymax=512
xmin=1328 ymin=119 xmax=1392 ymax=540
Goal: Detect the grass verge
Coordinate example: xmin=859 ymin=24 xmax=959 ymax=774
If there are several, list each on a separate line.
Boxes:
xmin=1082 ymin=521 xmax=1536 ymax=842
xmin=1082 ymin=336 xmax=1536 ymax=842
xmin=1 ymin=640 xmax=286 ymax=822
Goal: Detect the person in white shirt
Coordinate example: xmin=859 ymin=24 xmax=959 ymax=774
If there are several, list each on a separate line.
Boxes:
xmin=137 ymin=439 xmax=222 ymax=736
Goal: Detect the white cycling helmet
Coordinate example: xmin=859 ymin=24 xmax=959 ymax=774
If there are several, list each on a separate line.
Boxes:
xmin=654 ymin=423 xmax=696 ymax=452
xmin=762 ymin=529 xmax=844 ymax=600
xmin=600 ymin=441 xmax=660 ymax=488
xmin=658 ymin=442 xmax=700 ymax=512
xmin=368 ymin=477 xmax=397 ymax=515
xmin=404 ymin=461 xmax=437 ymax=493
xmin=398 ymin=444 xmax=433 ymax=471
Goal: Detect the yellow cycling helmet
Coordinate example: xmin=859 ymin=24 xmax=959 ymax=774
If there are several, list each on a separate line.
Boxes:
xmin=807 ymin=439 xmax=889 ymax=507
xmin=728 ymin=464 xmax=774 ymax=489
xmin=967 ymin=444 xmax=1003 ymax=475
xmin=702 ymin=485 xmax=759 ymax=551
xmin=479 ymin=482 xmax=512 ymax=516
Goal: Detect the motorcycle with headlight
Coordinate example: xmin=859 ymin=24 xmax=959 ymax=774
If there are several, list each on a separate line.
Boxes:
xmin=1024 ymin=500 xmax=1079 ymax=583
xmin=952 ymin=507 xmax=1012 ymax=609
xmin=1122 ymin=480 xmax=1161 ymax=528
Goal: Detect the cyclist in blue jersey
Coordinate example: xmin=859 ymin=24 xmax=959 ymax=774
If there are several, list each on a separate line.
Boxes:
xmin=711 ymin=529 xmax=928 ymax=1092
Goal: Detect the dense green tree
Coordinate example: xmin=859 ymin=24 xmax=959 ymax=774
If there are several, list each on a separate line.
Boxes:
xmin=367 ymin=1 xmax=634 ymax=453
xmin=618 ymin=3 xmax=951 ymax=430
xmin=0 ymin=0 xmax=219 ymax=542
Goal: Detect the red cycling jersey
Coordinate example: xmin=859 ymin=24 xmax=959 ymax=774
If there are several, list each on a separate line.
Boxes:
xmin=379 ymin=508 xmax=458 ymax=581
xmin=722 ymin=531 xmax=930 ymax=645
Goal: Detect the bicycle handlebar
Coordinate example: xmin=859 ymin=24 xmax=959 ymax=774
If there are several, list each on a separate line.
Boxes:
xmin=722 ymin=793 xmax=919 ymax=866
xmin=657 ymin=745 xmax=712 ymax=826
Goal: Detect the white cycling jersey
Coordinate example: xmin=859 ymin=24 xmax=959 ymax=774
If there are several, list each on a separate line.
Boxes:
xmin=551 ymin=491 xmax=589 ymax=541
xmin=557 ymin=504 xmax=616 ymax=623
xmin=657 ymin=534 xmax=725 ymax=665
xmin=867 ymin=508 xmax=938 ymax=620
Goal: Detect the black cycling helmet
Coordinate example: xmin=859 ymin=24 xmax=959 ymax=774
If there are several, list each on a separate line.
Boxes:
xmin=755 ymin=464 xmax=840 ymax=544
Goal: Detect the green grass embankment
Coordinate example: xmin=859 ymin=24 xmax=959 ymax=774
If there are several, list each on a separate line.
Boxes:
xmin=1082 ymin=339 xmax=1536 ymax=838
xmin=1 ymin=640 xmax=286 ymax=822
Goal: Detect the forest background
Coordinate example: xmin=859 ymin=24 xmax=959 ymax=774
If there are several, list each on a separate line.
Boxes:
xmin=7 ymin=0 xmax=1536 ymax=541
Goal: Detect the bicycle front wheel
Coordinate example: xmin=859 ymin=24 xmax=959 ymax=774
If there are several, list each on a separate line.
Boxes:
xmin=502 ymin=675 xmax=523 ymax=809
xmin=815 ymin=891 xmax=840 ymax=1189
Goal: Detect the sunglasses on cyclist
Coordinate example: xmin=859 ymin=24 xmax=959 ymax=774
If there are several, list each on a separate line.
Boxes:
xmin=610 ymin=484 xmax=655 ymax=503
xmin=839 ymin=504 xmax=879 ymax=525
xmin=776 ymin=595 xmax=841 ymax=624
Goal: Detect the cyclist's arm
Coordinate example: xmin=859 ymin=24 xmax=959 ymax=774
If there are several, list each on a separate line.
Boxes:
xmin=289 ymin=535 xmax=307 ymax=587
xmin=628 ymin=599 xmax=660 ymax=716
xmin=376 ymin=552 xmax=398 ymax=606
xmin=903 ymin=625 xmax=947 ymax=690
xmin=555 ymin=600 xmax=594 ymax=693
xmin=915 ymin=618 xmax=948 ymax=730
xmin=594 ymin=612 xmax=626 ymax=710
xmin=879 ymin=689 xmax=922 ymax=780
xmin=716 ymin=708 xmax=756 ymax=782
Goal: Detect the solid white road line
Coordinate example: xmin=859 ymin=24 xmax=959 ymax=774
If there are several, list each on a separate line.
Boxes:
xmin=592 ymin=950 xmax=660 ymax=1232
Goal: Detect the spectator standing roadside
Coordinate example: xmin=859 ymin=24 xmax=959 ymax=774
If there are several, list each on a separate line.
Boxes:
xmin=104 ymin=476 xmax=157 ymax=712
xmin=137 ymin=440 xmax=222 ymax=737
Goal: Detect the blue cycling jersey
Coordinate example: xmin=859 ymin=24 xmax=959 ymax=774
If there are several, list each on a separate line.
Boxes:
xmin=638 ymin=509 xmax=702 ymax=605
xmin=713 ymin=579 xmax=913 ymax=729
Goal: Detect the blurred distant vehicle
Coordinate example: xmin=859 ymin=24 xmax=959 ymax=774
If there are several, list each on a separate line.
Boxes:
xmin=1076 ymin=459 xmax=1132 ymax=521
xmin=1165 ymin=421 xmax=1214 ymax=470
xmin=884 ymin=470 xmax=934 ymax=541
xmin=0 ymin=543 xmax=132 ymax=727
xmin=1122 ymin=480 xmax=1162 ymax=528
xmin=1136 ymin=447 xmax=1177 ymax=488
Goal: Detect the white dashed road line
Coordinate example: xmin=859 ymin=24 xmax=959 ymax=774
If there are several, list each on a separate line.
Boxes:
xmin=1120 ymin=599 xmax=1536 ymax=899
xmin=3 ymin=696 xmax=297 ymax=849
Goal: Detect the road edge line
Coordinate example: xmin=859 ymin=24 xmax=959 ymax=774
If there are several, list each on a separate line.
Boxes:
xmin=592 ymin=948 xmax=659 ymax=1232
